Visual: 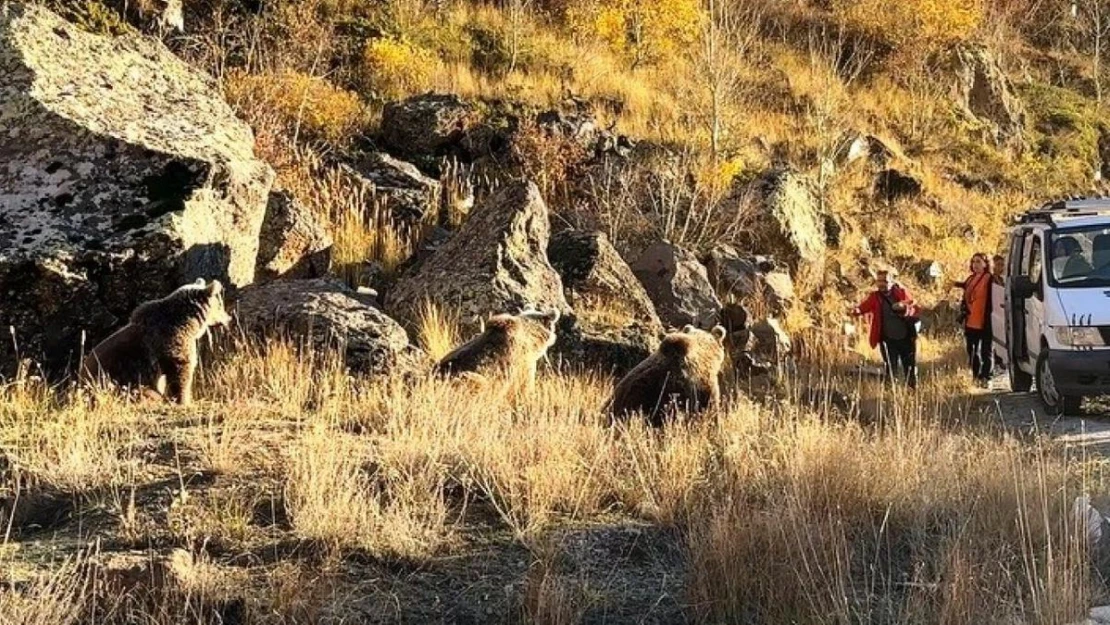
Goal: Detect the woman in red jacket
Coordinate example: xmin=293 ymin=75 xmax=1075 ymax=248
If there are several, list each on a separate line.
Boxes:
xmin=850 ymin=270 xmax=917 ymax=388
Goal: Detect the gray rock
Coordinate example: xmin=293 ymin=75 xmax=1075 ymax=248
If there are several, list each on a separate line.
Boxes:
xmin=255 ymin=189 xmax=332 ymax=281
xmin=386 ymin=181 xmax=569 ymax=327
xmin=756 ymin=170 xmax=827 ymax=267
xmin=701 ymin=244 xmax=794 ymax=314
xmin=547 ymin=230 xmax=662 ymax=374
xmin=0 ymin=3 xmax=273 ymax=375
xmin=631 ymin=242 xmax=721 ymax=329
xmin=750 ymin=318 xmax=792 ymax=362
xmin=342 ymin=151 xmax=441 ymax=225
xmin=235 ymin=278 xmax=421 ymax=375
xmin=952 ymin=46 xmax=1025 ymax=144
xmin=380 ymin=94 xmax=476 ymax=160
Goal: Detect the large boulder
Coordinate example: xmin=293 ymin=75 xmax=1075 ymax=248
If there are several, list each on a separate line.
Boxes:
xmin=0 ymin=3 xmax=274 ymax=375
xmin=386 ymin=181 xmax=569 ymax=326
xmin=952 ymin=46 xmax=1025 ymax=144
xmin=235 ymin=279 xmax=421 ymax=375
xmin=380 ymin=94 xmax=477 ymax=161
xmin=755 ymin=170 xmax=827 ymax=268
xmin=700 ymin=244 xmax=794 ymax=313
xmin=255 ymin=189 xmax=332 ymax=281
xmin=547 ymin=230 xmax=662 ymax=373
xmin=631 ymin=242 xmax=721 ymax=329
xmin=342 ymin=151 xmax=441 ymax=225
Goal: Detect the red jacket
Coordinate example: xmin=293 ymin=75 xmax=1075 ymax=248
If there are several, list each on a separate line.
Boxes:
xmin=855 ymin=285 xmax=915 ymax=348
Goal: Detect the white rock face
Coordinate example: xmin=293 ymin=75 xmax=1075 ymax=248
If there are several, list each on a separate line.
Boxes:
xmin=0 ymin=3 xmax=274 ymax=373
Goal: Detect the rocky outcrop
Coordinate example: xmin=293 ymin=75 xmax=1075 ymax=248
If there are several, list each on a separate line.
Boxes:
xmin=875 ymin=169 xmax=923 ymax=203
xmin=953 ymin=46 xmax=1025 ymax=144
xmin=536 ymin=109 xmax=634 ymax=158
xmin=755 ymin=170 xmax=827 ymax=267
xmin=235 ymin=279 xmax=421 ymax=375
xmin=750 ymin=318 xmax=792 ymax=363
xmin=700 ymin=244 xmax=794 ymax=314
xmin=548 ymin=230 xmax=662 ymax=373
xmin=631 ymin=242 xmax=721 ymax=329
xmin=386 ymin=181 xmax=569 ymax=326
xmin=0 ymin=3 xmax=273 ymax=374
xmin=255 ymin=189 xmax=332 ymax=281
xmin=380 ymin=94 xmax=476 ymax=161
xmin=342 ymin=152 xmax=441 ymax=225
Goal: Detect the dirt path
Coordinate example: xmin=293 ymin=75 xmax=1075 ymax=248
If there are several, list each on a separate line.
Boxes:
xmin=979 ymin=371 xmax=1110 ymax=455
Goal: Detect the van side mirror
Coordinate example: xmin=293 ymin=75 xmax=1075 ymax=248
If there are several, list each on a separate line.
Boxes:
xmin=1011 ymin=275 xmax=1036 ymax=299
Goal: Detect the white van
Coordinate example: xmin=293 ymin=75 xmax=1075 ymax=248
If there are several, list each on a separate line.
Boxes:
xmin=994 ymin=198 xmax=1110 ymax=414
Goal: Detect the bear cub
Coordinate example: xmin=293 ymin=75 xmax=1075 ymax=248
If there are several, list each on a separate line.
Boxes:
xmin=81 ymin=279 xmax=232 ymax=405
xmin=607 ymin=324 xmax=727 ymax=426
xmin=435 ymin=307 xmax=560 ymax=390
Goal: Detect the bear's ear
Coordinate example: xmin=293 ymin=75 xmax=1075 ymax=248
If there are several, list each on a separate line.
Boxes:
xmin=194 ymin=277 xmax=206 ymax=287
xmin=546 ymin=308 xmax=561 ymax=325
xmin=207 ymin=280 xmax=223 ymax=296
xmin=711 ymin=325 xmax=727 ymax=343
xmin=681 ymin=324 xmax=696 ymax=334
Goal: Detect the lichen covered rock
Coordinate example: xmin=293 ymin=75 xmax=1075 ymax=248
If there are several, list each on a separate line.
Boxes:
xmin=0 ymin=3 xmax=273 ymax=373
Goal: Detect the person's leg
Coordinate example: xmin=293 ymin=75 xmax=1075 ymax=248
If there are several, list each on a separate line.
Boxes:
xmin=976 ymin=331 xmax=993 ymax=382
xmin=902 ymin=338 xmax=918 ymax=389
xmin=879 ymin=341 xmax=895 ymax=383
xmin=964 ymin=330 xmax=977 ymax=379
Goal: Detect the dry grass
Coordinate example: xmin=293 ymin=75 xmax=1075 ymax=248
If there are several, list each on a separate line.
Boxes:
xmin=0 ymin=325 xmax=1102 ymax=623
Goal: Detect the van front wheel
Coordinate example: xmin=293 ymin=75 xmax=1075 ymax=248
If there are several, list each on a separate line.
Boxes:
xmin=1036 ymin=352 xmax=1082 ymax=416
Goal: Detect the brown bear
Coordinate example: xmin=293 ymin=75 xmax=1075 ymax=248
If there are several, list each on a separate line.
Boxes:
xmin=435 ymin=307 xmax=560 ymax=392
xmin=81 ymin=279 xmax=232 ymax=405
xmin=607 ymin=324 xmax=727 ymax=426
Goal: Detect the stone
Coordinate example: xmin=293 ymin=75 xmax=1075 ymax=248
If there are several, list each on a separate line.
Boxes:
xmin=913 ymin=260 xmax=945 ymax=285
xmin=255 ymin=189 xmax=332 ymax=281
xmin=755 ymin=170 xmax=827 ymax=267
xmin=547 ymin=230 xmax=663 ymax=373
xmin=0 ymin=3 xmax=273 ymax=375
xmin=380 ymin=93 xmax=477 ymax=161
xmin=750 ymin=318 xmax=792 ymax=362
xmin=839 ymin=132 xmax=895 ymax=167
xmin=235 ymin=278 xmax=421 ymax=375
xmin=701 ymin=244 xmax=793 ymax=314
xmin=386 ymin=181 xmax=569 ymax=326
xmin=535 ymin=109 xmax=633 ymax=158
xmin=631 ymin=242 xmax=722 ymax=329
xmin=875 ymin=169 xmax=923 ymax=203
xmin=342 ymin=151 xmax=441 ymax=225
xmin=952 ymin=46 xmax=1025 ymax=144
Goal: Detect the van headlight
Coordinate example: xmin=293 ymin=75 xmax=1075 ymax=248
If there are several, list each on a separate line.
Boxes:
xmin=1054 ymin=326 xmax=1105 ymax=347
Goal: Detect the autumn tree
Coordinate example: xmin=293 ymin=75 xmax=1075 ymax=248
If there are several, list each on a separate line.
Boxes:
xmin=830 ymin=0 xmax=985 ymax=66
xmin=567 ymin=0 xmax=702 ymax=68
xmin=691 ymin=0 xmax=762 ymax=158
xmin=1072 ymin=0 xmax=1110 ymax=103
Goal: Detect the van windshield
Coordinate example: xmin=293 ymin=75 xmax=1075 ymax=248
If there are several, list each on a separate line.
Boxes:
xmin=1049 ymin=226 xmax=1110 ymax=287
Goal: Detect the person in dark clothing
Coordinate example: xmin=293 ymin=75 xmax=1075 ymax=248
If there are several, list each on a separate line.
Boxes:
xmin=850 ymin=270 xmax=917 ymax=388
xmin=992 ymin=254 xmax=1005 ymax=286
xmin=951 ymin=253 xmax=993 ymax=388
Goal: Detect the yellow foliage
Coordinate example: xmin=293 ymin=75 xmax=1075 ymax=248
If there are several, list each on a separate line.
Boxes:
xmin=223 ymin=69 xmax=365 ymax=146
xmin=567 ymin=0 xmax=702 ymax=68
xmin=362 ymin=37 xmax=441 ymax=100
xmin=831 ymin=0 xmax=984 ymax=63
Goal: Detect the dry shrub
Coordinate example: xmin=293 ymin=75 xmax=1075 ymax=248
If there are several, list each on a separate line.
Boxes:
xmin=361 ymin=36 xmax=441 ymax=101
xmin=509 ymin=120 xmax=590 ymax=207
xmin=565 ymin=0 xmax=702 ymax=68
xmin=0 ymin=557 xmax=86 ymax=625
xmin=829 ymin=0 xmax=984 ymax=67
xmin=688 ymin=413 xmax=1090 ymax=624
xmin=284 ymin=422 xmax=453 ymax=559
xmin=416 ymin=300 xmax=462 ymax=362
xmin=223 ymin=69 xmax=366 ymax=147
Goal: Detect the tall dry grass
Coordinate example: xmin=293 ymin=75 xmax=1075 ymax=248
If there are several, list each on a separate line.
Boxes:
xmin=0 ymin=324 xmax=1101 ymax=623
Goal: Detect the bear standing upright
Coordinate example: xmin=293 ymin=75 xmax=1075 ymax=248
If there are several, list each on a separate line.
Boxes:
xmin=81 ymin=279 xmax=232 ymax=405
xmin=607 ymin=325 xmax=727 ymax=427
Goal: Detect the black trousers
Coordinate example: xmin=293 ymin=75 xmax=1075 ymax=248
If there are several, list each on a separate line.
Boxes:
xmin=880 ymin=338 xmax=917 ymax=388
xmin=964 ymin=328 xmax=992 ymax=381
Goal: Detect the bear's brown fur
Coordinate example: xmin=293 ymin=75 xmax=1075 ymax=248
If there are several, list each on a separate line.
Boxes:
xmin=435 ymin=308 xmax=560 ymax=391
xmin=81 ymin=279 xmax=231 ymax=405
xmin=607 ymin=324 xmax=727 ymax=426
